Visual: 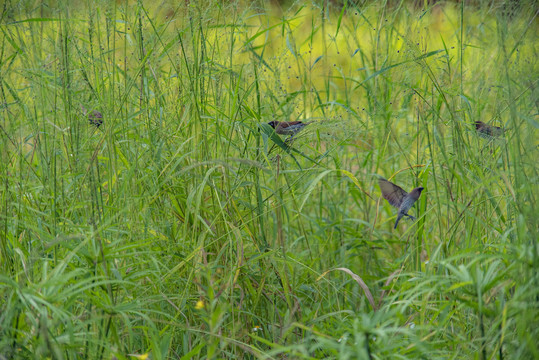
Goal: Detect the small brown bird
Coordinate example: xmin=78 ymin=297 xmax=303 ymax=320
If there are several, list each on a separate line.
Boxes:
xmin=378 ymin=177 xmax=424 ymax=229
xmin=267 ymin=120 xmax=312 ymax=138
xmin=475 ymin=121 xmax=503 ymax=138
xmin=82 ymin=105 xmax=103 ymax=128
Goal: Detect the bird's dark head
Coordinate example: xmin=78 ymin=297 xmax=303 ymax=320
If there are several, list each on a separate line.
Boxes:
xmin=410 ymin=187 xmax=424 ymax=199
xmin=267 ymin=121 xmax=278 ymax=129
xmin=475 ymin=121 xmax=484 ymax=130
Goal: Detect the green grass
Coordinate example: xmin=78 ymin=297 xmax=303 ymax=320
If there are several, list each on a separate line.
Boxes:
xmin=0 ymin=0 xmax=538 ymax=359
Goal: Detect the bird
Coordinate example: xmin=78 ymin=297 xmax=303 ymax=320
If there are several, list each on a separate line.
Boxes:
xmin=267 ymin=120 xmax=312 ymax=138
xmin=378 ymin=177 xmax=424 ymax=229
xmin=474 ymin=121 xmax=503 ymax=138
xmin=81 ymin=105 xmax=103 ymax=128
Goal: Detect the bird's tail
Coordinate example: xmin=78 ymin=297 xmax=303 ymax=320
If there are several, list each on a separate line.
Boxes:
xmin=394 ymin=214 xmax=403 ymax=229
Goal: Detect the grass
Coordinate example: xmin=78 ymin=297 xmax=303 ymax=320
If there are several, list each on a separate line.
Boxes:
xmin=0 ymin=0 xmax=538 ymax=359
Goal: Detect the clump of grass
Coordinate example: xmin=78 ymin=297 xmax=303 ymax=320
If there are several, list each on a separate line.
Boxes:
xmin=0 ymin=0 xmax=537 ymax=359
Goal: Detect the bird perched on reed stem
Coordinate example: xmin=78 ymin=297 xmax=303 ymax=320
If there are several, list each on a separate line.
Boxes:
xmin=267 ymin=120 xmax=312 ymax=138
xmin=81 ymin=105 xmax=103 ymax=128
xmin=378 ymin=177 xmax=424 ymax=229
xmin=475 ymin=121 xmax=503 ymax=138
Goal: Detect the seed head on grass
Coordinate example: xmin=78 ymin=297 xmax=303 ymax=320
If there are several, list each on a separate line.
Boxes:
xmin=378 ymin=177 xmax=424 ymax=229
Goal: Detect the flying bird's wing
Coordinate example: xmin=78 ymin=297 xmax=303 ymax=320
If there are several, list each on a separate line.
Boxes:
xmin=378 ymin=178 xmax=408 ymax=208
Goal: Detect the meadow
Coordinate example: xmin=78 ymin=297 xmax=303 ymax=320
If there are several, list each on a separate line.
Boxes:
xmin=0 ymin=0 xmax=538 ymax=358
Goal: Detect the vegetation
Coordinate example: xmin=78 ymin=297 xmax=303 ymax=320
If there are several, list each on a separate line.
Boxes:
xmin=0 ymin=0 xmax=537 ymax=358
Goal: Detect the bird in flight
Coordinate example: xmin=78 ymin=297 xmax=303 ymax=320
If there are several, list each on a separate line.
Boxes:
xmin=378 ymin=177 xmax=424 ymax=229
